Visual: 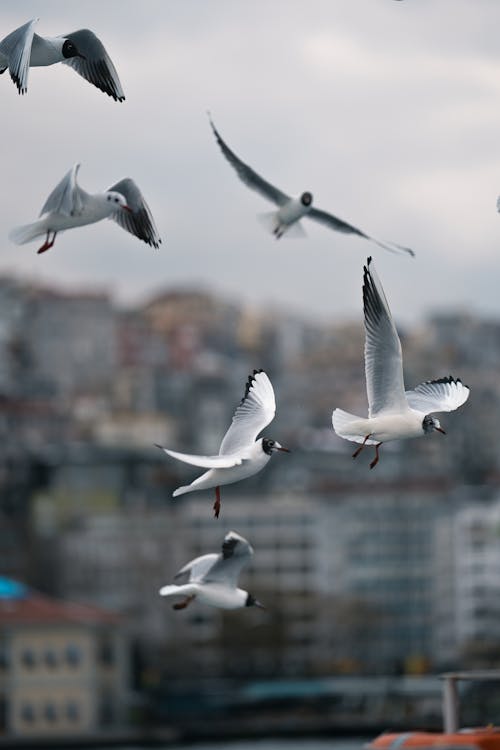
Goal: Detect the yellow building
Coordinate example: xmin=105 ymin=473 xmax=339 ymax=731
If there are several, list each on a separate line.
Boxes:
xmin=0 ymin=578 xmax=127 ymax=738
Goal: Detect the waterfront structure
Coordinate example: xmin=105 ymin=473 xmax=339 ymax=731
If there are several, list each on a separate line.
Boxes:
xmin=0 ymin=577 xmax=127 ymax=738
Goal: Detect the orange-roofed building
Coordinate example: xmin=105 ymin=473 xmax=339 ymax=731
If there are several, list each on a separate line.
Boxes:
xmin=0 ymin=578 xmax=128 ymax=738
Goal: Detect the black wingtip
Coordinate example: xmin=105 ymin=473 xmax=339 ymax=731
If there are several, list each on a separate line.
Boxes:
xmin=240 ymin=369 xmax=265 ymax=405
xmin=154 ymin=443 xmax=165 ymax=450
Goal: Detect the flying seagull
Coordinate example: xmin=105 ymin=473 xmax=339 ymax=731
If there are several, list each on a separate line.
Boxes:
xmin=155 ymin=369 xmax=289 ymax=518
xmin=9 ymin=163 xmax=161 ymax=253
xmin=0 ymin=18 xmax=125 ymax=100
xmin=332 ymin=257 xmax=469 ymax=468
xmin=209 ymin=116 xmax=414 ymax=257
xmin=159 ymin=530 xmax=264 ymax=611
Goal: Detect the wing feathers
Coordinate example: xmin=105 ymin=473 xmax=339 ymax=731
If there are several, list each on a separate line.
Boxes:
xmin=108 ymin=178 xmax=161 ymax=248
xmin=406 ymin=376 xmax=470 ymax=414
xmin=155 ymin=444 xmax=242 ymax=469
xmin=363 ymin=257 xmax=407 ymax=417
xmin=219 ymin=370 xmax=276 ymax=456
xmin=209 ymin=116 xmax=290 ymax=207
xmin=61 ymin=29 xmax=125 ymax=101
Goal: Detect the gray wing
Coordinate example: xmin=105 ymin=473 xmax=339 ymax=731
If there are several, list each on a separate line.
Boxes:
xmin=219 ymin=370 xmax=276 ymax=456
xmin=203 ymin=531 xmax=254 ymax=587
xmin=39 ymin=163 xmax=87 ymax=217
xmin=308 ymin=207 xmax=414 ymax=257
xmin=60 ymin=29 xmax=125 ymax=101
xmin=0 ymin=18 xmax=37 ymax=95
xmin=209 ymin=116 xmax=290 ymax=207
xmin=363 ymin=257 xmax=408 ymax=417
xmin=173 ymin=553 xmax=219 ymax=584
xmin=107 ymin=179 xmax=161 ymax=248
xmin=406 ymin=376 xmax=470 ymax=415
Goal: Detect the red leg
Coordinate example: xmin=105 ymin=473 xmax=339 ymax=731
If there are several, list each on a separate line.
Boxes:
xmin=213 ymin=486 xmax=221 ymax=519
xmin=173 ymin=595 xmax=195 ymax=610
xmin=37 ymin=231 xmax=57 ymax=254
xmin=369 ymin=442 xmax=383 ymax=469
xmin=352 ymin=434 xmax=372 ymax=459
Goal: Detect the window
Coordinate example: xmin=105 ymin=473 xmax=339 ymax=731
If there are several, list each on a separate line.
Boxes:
xmin=65 ymin=644 xmax=82 ymax=668
xmin=21 ymin=649 xmax=36 ymax=669
xmin=66 ymin=701 xmax=80 ymax=722
xmin=98 ymin=638 xmax=114 ymax=666
xmin=44 ymin=703 xmax=57 ymax=723
xmin=21 ymin=704 xmax=35 ymax=723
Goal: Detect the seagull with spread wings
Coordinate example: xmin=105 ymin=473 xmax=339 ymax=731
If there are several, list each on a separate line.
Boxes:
xmin=156 ymin=369 xmax=289 ymax=519
xmin=159 ymin=530 xmax=264 ymax=611
xmin=0 ymin=18 xmax=124 ymax=100
xmin=209 ymin=116 xmax=414 ymax=256
xmin=9 ymin=163 xmax=161 ymax=253
xmin=332 ymin=257 xmax=470 ymax=468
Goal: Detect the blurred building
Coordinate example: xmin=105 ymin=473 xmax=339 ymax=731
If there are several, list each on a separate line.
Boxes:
xmin=0 ymin=577 xmax=127 ymax=739
xmin=1 ymin=275 xmax=500 ymax=691
xmin=433 ymin=495 xmax=500 ymax=667
xmin=53 ymin=488 xmax=452 ymax=681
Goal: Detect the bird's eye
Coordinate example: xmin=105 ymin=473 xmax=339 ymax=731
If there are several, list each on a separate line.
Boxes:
xmin=114 ymin=198 xmax=119 ymax=203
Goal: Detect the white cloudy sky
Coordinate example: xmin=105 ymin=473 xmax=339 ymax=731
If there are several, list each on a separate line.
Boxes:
xmin=1 ymin=0 xmax=500 ymax=323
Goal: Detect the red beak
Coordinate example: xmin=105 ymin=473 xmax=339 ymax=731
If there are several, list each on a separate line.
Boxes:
xmin=277 ymin=447 xmax=290 ymax=453
xmin=435 ymin=427 xmax=446 ymax=435
xmin=122 ymin=205 xmax=133 ymax=213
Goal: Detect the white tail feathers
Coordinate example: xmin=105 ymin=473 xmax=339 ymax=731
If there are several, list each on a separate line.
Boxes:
xmin=257 ymin=212 xmax=306 ymax=238
xmin=159 ymin=583 xmax=196 ymax=598
xmin=9 ymin=220 xmax=44 ymax=245
xmin=257 ymin=210 xmax=279 ymax=233
xmin=158 ymin=584 xmax=180 ymax=597
xmin=158 ymin=584 xmax=182 ymax=596
xmin=332 ymin=408 xmax=377 ymax=445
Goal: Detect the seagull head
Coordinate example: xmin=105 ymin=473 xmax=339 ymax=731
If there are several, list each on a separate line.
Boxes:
xmin=246 ymin=593 xmax=265 ymax=609
xmin=105 ymin=191 xmax=133 ymax=213
xmin=61 ymin=39 xmax=86 ymax=60
xmin=300 ymin=191 xmax=313 ymax=207
xmin=422 ymin=415 xmax=446 ymax=435
xmin=261 ymin=438 xmax=290 ymax=456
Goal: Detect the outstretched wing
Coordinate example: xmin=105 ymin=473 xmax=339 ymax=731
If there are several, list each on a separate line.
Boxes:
xmin=219 ymin=370 xmax=276 ymax=456
xmin=0 ymin=18 xmax=37 ymax=94
xmin=61 ymin=28 xmax=125 ymax=101
xmin=107 ymin=178 xmax=161 ymax=248
xmin=155 ymin=444 xmax=243 ymax=469
xmin=39 ymin=163 xmax=87 ymax=217
xmin=209 ymin=116 xmax=290 ymax=207
xmin=363 ymin=257 xmax=408 ymax=417
xmin=406 ymin=376 xmax=470 ymax=415
xmin=308 ymin=207 xmax=414 ymax=257
xmin=173 ymin=553 xmax=219 ymax=585
xmin=203 ymin=531 xmax=254 ymax=587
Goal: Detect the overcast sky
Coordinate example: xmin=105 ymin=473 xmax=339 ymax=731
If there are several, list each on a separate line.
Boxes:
xmin=1 ymin=0 xmax=500 ymax=324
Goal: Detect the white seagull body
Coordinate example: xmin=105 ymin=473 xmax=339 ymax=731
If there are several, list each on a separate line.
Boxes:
xmin=332 ymin=257 xmax=470 ymax=468
xmin=159 ymin=530 xmax=264 ymax=611
xmin=209 ymin=116 xmax=414 ymax=255
xmin=0 ymin=18 xmax=124 ymax=100
xmin=156 ymin=369 xmax=289 ymax=518
xmin=9 ymin=163 xmax=161 ymax=254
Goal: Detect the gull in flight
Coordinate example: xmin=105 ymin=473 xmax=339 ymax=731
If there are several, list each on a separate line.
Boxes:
xmin=9 ymin=163 xmax=161 ymax=253
xmin=209 ymin=116 xmax=414 ymax=257
xmin=332 ymin=257 xmax=470 ymax=468
xmin=159 ymin=530 xmax=264 ymax=611
xmin=0 ymin=18 xmax=125 ymax=100
xmin=155 ymin=369 xmax=289 ymax=518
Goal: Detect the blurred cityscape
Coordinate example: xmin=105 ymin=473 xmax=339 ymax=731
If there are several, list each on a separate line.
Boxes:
xmin=1 ymin=273 xmax=500 ymax=740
